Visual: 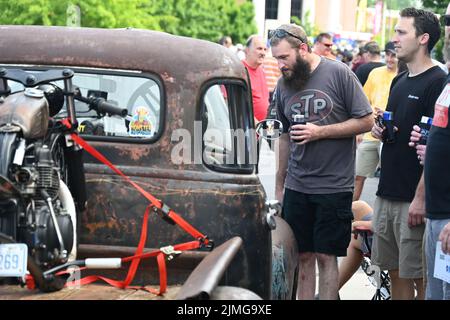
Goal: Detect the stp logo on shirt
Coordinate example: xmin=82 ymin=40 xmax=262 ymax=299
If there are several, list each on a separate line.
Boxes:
xmin=288 ymin=89 xmax=333 ymax=123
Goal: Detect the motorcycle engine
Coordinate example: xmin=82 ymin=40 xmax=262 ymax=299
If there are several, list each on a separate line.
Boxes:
xmin=13 ymin=144 xmax=60 ymax=199
xmin=19 ymin=202 xmax=73 ymax=267
xmin=13 ymin=143 xmax=73 ymax=266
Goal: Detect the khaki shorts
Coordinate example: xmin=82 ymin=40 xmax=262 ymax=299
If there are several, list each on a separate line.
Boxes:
xmin=371 ymin=197 xmax=425 ymax=279
xmin=355 ymin=140 xmax=381 ymax=178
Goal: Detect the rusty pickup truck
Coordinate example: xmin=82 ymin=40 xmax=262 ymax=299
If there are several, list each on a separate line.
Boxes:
xmin=0 ymin=25 xmax=297 ymax=300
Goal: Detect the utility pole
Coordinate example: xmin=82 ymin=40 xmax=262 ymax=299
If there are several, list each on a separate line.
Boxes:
xmin=67 ymin=4 xmax=81 ymax=27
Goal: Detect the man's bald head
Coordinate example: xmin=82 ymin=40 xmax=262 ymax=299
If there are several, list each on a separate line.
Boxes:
xmin=244 ymin=35 xmax=267 ymax=68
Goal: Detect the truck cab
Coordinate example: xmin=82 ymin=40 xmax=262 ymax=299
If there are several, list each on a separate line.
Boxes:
xmin=0 ymin=25 xmax=297 ymax=300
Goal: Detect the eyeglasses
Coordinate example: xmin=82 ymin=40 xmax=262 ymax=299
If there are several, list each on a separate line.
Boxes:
xmin=269 ymin=28 xmax=306 ymax=43
xmin=322 ymin=43 xmax=333 ymax=48
xmin=443 ymin=14 xmax=450 ymax=26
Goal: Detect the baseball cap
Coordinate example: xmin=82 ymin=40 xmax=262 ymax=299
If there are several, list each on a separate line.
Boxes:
xmin=384 ymin=41 xmax=396 ymax=54
xmin=270 ymin=24 xmax=308 ymax=44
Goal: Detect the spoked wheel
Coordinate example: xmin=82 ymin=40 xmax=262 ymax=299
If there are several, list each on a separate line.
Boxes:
xmin=0 ymin=233 xmax=65 ymax=292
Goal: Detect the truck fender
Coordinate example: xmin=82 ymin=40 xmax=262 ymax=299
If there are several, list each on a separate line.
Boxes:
xmin=271 ymin=216 xmax=298 ymax=300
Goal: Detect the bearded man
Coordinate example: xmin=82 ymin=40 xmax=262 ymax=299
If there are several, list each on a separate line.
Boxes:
xmin=270 ymin=24 xmax=373 ymax=300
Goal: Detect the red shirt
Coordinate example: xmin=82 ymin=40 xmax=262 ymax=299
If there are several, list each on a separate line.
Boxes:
xmin=243 ymin=60 xmax=269 ymax=121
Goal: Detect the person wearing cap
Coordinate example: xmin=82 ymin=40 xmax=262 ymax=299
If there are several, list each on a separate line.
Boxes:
xmin=370 ymin=8 xmax=446 ymax=300
xmin=353 ymin=42 xmax=398 ymax=201
xmin=270 ymin=23 xmax=373 ymax=300
xmin=355 ymin=41 xmax=385 ymax=86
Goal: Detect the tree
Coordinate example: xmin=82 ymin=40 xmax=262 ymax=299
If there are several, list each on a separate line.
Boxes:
xmin=422 ymin=0 xmax=448 ymax=11
xmin=422 ymin=0 xmax=448 ymax=62
xmin=0 ymin=0 xmax=68 ymax=25
xmin=0 ymin=0 xmax=257 ymax=44
xmin=291 ymin=10 xmax=320 ymax=40
xmin=146 ymin=0 xmax=256 ymax=44
xmin=367 ymin=0 xmax=423 ymax=10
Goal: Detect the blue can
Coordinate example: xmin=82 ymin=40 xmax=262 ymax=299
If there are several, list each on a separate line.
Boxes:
xmin=382 ymin=111 xmax=395 ymax=143
xmin=418 ymin=116 xmax=433 ymax=145
xmin=383 ymin=111 xmax=393 ymax=121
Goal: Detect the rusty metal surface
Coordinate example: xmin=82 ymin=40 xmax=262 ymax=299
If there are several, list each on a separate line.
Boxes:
xmin=79 ymin=175 xmax=271 ymax=298
xmin=0 ymin=25 xmax=246 ymax=80
xmin=209 ymin=286 xmax=262 ymax=300
xmin=77 ymin=244 xmax=207 ymax=286
xmin=0 ymin=284 xmax=181 ymax=300
xmin=176 ymin=237 xmax=242 ymax=300
xmin=0 ymin=92 xmax=49 ymax=138
xmin=0 ymin=25 xmax=275 ymax=299
xmin=271 ymin=216 xmax=299 ymax=300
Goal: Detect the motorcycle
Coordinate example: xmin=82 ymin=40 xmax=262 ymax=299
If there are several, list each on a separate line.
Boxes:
xmin=0 ymin=68 xmax=127 ymax=292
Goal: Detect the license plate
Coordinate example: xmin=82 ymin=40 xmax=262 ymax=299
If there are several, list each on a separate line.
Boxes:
xmin=0 ymin=243 xmax=28 ymax=277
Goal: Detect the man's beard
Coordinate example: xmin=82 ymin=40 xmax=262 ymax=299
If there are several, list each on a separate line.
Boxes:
xmin=282 ymin=53 xmax=312 ymax=91
xmin=443 ymin=34 xmax=450 ymax=63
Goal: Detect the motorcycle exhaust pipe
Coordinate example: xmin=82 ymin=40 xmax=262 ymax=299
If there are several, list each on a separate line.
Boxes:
xmin=85 ymin=258 xmax=122 ymax=269
xmin=43 ymin=258 xmax=122 ymax=277
xmin=41 ymin=189 xmax=67 ymax=260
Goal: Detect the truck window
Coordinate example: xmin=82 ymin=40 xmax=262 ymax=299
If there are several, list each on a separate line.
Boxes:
xmin=71 ymin=73 xmax=162 ymax=141
xmin=201 ymin=82 xmax=256 ymax=173
xmin=5 ymin=68 xmax=163 ymax=142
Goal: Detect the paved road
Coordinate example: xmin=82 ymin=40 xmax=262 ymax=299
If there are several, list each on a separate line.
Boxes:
xmin=258 ymin=141 xmax=379 ymax=300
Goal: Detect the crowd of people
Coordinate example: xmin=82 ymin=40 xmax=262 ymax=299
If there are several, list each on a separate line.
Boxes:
xmin=219 ymin=5 xmax=450 ymax=300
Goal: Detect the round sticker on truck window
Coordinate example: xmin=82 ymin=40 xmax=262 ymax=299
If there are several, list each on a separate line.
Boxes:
xmin=129 ymin=106 xmax=154 ymax=137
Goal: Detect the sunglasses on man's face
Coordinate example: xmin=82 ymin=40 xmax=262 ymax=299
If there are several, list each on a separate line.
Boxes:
xmin=322 ymin=42 xmax=333 ymax=48
xmin=443 ymin=14 xmax=450 ymax=27
xmin=269 ymin=29 xmax=305 ymax=43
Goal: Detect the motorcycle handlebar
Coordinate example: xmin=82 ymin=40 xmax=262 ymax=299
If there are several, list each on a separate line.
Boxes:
xmin=74 ymin=95 xmax=127 ymax=117
xmin=94 ymin=98 xmax=128 ymax=117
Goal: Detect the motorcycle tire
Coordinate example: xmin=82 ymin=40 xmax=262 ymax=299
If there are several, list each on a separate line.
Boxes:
xmin=0 ymin=233 xmax=65 ymax=292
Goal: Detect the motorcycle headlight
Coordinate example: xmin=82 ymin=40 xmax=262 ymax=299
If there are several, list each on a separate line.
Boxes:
xmin=38 ymin=84 xmax=64 ymax=117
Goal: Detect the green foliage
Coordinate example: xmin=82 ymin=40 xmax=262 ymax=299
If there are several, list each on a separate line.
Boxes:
xmin=364 ymin=0 xmax=447 ymax=61
xmin=367 ymin=0 xmax=423 ymax=10
xmin=0 ymin=0 xmax=257 ymax=43
xmin=0 ymin=0 xmax=68 ymax=25
xmin=422 ymin=0 xmax=448 ymax=62
xmin=422 ymin=0 xmax=448 ymax=11
xmin=291 ymin=10 xmax=320 ymax=41
xmin=146 ymin=0 xmax=257 ymax=44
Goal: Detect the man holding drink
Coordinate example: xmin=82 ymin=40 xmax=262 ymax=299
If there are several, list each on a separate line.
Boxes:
xmin=370 ymin=8 xmax=446 ymax=299
xmin=270 ymin=23 xmax=373 ymax=300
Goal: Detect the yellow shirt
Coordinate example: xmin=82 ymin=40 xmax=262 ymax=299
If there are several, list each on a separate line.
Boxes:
xmin=362 ymin=66 xmax=397 ymax=141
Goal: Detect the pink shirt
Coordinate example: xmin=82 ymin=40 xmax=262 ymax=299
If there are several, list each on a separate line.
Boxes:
xmin=243 ymin=60 xmax=269 ymax=121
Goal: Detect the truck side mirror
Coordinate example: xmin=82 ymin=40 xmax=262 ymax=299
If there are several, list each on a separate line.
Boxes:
xmin=255 ymin=119 xmax=283 ymax=140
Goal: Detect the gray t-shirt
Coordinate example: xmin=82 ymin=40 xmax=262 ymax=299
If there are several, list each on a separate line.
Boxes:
xmin=276 ymin=57 xmax=372 ymax=194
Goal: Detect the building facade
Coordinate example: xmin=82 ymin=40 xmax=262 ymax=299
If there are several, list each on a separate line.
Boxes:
xmin=253 ymin=0 xmax=374 ymax=42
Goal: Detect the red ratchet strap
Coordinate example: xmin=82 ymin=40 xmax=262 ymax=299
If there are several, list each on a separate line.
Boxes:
xmin=53 ymin=119 xmax=211 ymax=294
